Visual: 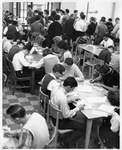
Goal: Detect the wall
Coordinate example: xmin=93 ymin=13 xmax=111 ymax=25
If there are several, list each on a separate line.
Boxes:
xmin=61 ymin=2 xmax=76 ymax=14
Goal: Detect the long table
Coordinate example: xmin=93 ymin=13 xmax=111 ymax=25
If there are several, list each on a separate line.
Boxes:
xmin=76 ymin=44 xmax=104 ymax=56
xmin=73 ymin=80 xmax=109 ymax=148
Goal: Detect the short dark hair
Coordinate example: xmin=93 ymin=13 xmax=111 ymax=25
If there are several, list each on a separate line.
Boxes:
xmin=100 ymin=16 xmax=106 ymax=22
xmin=65 ymin=9 xmax=69 ymax=13
xmin=74 ymin=10 xmax=78 ymax=13
xmin=80 ymin=13 xmax=85 ymax=20
xmin=7 ymin=32 xmax=15 ymax=40
xmin=57 ymin=40 xmax=68 ymax=50
xmin=98 ymin=64 xmax=110 ymax=74
xmin=54 ymin=14 xmax=60 ymax=21
xmin=43 ymin=48 xmax=53 ymax=57
xmin=53 ymin=64 xmax=65 ymax=74
xmin=17 ymin=41 xmax=25 ymax=46
xmin=44 ymin=9 xmax=49 ymax=15
xmin=107 ymin=45 xmax=114 ymax=50
xmin=107 ymin=91 xmax=119 ymax=107
xmin=64 ymin=58 xmax=74 ymax=66
xmin=6 ymin=104 xmax=26 ymax=119
xmin=108 ymin=18 xmax=112 ymax=22
xmin=63 ymin=77 xmax=78 ymax=88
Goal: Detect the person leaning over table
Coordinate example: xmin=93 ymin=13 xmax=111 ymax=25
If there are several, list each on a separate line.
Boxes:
xmin=41 ymin=63 xmax=65 ymax=98
xmin=90 ymin=64 xmax=119 ymax=91
xmin=60 ymin=57 xmax=84 ymax=82
xmin=8 ymin=41 xmax=25 ymax=61
xmin=50 ymin=76 xmax=86 ymax=148
xmin=98 ymin=90 xmax=120 ymax=149
xmin=12 ymin=47 xmax=32 ymax=78
xmin=5 ymin=104 xmax=50 ymax=149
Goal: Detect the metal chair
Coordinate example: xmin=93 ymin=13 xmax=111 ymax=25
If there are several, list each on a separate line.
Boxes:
xmin=82 ymin=51 xmax=94 ymax=78
xmin=49 ymin=101 xmax=73 ymax=148
xmin=7 ymin=58 xmax=31 ymax=95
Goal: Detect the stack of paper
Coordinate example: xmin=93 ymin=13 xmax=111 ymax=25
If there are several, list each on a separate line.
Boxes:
xmin=85 ymin=96 xmax=107 ymax=103
xmin=92 ymin=110 xmax=108 ymax=117
xmin=76 ymin=85 xmax=92 ymax=93
xmin=97 ymin=104 xmax=115 ymax=114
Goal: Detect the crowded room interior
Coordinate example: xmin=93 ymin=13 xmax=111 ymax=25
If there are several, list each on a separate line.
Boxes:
xmin=2 ymin=1 xmax=120 ymax=149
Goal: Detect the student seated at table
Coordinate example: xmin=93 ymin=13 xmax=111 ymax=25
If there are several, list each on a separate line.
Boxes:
xmin=5 ymin=104 xmax=50 ymax=149
xmin=8 ymin=41 xmax=25 ymax=61
xmin=12 ymin=48 xmax=32 ymax=78
xmin=60 ymin=57 xmax=84 ymax=82
xmin=41 ymin=63 xmax=65 ymax=98
xmin=98 ymin=45 xmax=114 ymax=64
xmin=30 ymin=48 xmax=59 ymax=72
xmin=50 ymin=76 xmax=86 ymax=148
xmin=57 ymin=40 xmax=72 ymax=62
xmin=90 ymin=64 xmax=119 ymax=91
xmin=29 ymin=34 xmax=46 ymax=54
xmin=99 ymin=33 xmax=114 ymax=48
xmin=98 ymin=90 xmax=120 ymax=149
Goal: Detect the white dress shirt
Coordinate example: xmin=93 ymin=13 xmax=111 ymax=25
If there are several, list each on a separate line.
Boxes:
xmin=74 ymin=19 xmax=87 ymax=32
xmin=12 ymin=51 xmax=30 ymax=71
xmin=100 ymin=38 xmax=114 ymax=48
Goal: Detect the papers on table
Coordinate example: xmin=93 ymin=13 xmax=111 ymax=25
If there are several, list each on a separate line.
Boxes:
xmin=92 ymin=110 xmax=108 ymax=117
xmin=76 ymin=99 xmax=94 ymax=110
xmin=2 ymin=137 xmax=9 ymax=144
xmin=85 ymin=96 xmax=107 ymax=103
xmin=97 ymin=104 xmax=115 ymax=114
xmin=76 ymin=84 xmax=92 ymax=93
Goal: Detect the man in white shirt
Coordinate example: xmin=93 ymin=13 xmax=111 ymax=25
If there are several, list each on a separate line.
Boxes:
xmin=73 ymin=12 xmax=87 ymax=40
xmin=12 ymin=48 xmax=31 ymax=78
xmin=100 ymin=33 xmax=114 ymax=48
xmin=61 ymin=57 xmax=84 ymax=82
xmin=50 ymin=76 xmax=86 ymax=148
xmin=5 ymin=104 xmax=49 ymax=148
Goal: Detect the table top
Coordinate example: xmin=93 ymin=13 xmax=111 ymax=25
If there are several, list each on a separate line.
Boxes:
xmin=73 ymin=80 xmax=114 ymax=120
xmin=77 ymin=44 xmax=105 ymax=56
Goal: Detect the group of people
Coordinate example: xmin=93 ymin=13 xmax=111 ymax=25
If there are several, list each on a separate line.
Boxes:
xmin=3 ymin=5 xmax=120 ymax=149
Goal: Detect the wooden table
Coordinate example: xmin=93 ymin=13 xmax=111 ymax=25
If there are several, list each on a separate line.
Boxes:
xmin=74 ymin=80 xmax=108 ymax=148
xmin=76 ymin=44 xmax=104 ymax=56
xmin=29 ymin=54 xmax=43 ymax=95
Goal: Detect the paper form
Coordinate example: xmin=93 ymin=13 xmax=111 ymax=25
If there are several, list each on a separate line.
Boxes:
xmin=97 ymin=104 xmax=115 ymax=114
xmin=85 ymin=96 xmax=107 ymax=103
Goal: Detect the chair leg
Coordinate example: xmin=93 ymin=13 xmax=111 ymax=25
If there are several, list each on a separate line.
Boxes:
xmin=12 ymin=81 xmax=16 ymax=95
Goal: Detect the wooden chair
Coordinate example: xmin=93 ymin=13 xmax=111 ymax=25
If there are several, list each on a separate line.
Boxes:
xmin=49 ymin=101 xmax=73 ymax=148
xmin=97 ymin=125 xmax=105 ymax=149
xmin=7 ymin=58 xmax=31 ymax=95
xmin=44 ymin=126 xmax=57 ymax=148
xmin=3 ymin=73 xmax=7 ymax=88
xmin=3 ymin=55 xmax=11 ymax=87
xmin=82 ymin=51 xmax=94 ymax=78
xmin=38 ymin=89 xmax=50 ymax=124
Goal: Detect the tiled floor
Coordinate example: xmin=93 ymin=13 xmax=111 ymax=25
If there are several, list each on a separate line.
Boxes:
xmin=2 ymin=69 xmax=101 ymax=148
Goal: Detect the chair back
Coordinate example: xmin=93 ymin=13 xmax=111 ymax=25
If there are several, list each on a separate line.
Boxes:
xmin=49 ymin=101 xmax=64 ymax=120
xmin=3 ymin=73 xmax=7 ymax=88
xmin=6 ymin=57 xmax=17 ymax=80
xmin=43 ymin=56 xmax=59 ymax=74
xmin=93 ymin=57 xmax=104 ymax=66
xmin=3 ymin=55 xmax=10 ymax=75
xmin=39 ymin=89 xmax=49 ymax=118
